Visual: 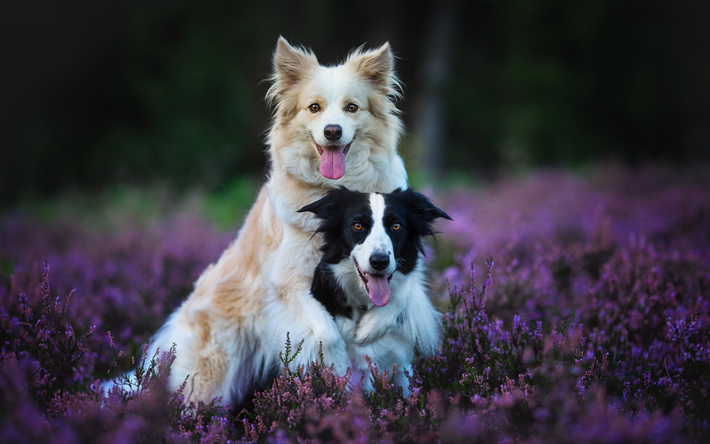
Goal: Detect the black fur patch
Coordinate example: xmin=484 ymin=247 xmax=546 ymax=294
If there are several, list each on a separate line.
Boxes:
xmin=384 ymin=188 xmax=452 ymax=274
xmin=310 ymin=264 xmax=353 ymax=319
xmin=298 ymin=187 xmax=373 ymax=266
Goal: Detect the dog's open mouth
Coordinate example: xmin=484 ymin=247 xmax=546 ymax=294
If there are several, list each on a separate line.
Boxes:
xmin=313 ymin=137 xmax=353 ymax=181
xmin=354 ymin=258 xmax=392 ymax=307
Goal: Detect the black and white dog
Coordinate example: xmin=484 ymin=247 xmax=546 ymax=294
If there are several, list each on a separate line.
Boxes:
xmin=298 ymin=187 xmax=451 ymax=394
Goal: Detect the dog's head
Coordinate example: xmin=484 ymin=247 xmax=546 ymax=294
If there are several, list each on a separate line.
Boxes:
xmin=299 ymin=187 xmax=451 ymax=307
xmin=267 ymin=38 xmax=403 ymax=184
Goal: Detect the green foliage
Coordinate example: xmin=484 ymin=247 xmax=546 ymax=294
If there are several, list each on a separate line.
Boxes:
xmin=201 ymin=177 xmax=260 ymax=230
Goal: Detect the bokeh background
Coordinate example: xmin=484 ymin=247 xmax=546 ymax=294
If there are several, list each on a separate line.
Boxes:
xmin=2 ymin=2 xmax=710 ymax=441
xmin=2 ymin=0 xmax=709 ymax=206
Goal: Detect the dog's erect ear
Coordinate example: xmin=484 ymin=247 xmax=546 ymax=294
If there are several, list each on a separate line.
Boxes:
xmin=393 ymin=188 xmax=452 ymax=237
xmin=346 ymin=42 xmax=398 ymax=94
xmin=271 ymin=37 xmax=318 ymax=96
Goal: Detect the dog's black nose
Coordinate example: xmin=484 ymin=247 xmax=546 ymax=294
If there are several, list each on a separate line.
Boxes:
xmin=324 ymin=124 xmax=342 ymax=142
xmin=369 ymin=252 xmax=390 ymax=271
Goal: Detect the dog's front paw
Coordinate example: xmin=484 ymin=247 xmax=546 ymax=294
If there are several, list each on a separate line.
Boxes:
xmin=318 ymin=340 xmax=350 ymax=375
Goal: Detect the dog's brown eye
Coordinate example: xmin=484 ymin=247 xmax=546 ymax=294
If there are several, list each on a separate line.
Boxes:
xmin=353 ymin=222 xmax=363 ymax=231
xmin=346 ymin=103 xmax=358 ymax=113
xmin=392 ymin=222 xmax=401 ymax=231
xmin=308 ymin=103 xmax=320 ymax=113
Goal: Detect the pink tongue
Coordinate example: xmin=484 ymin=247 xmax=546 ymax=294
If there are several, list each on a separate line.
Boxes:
xmin=319 ymin=147 xmax=346 ymax=180
xmin=368 ymin=275 xmax=391 ymax=307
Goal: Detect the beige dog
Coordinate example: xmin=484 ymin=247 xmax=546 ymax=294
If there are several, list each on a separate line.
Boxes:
xmin=107 ymin=38 xmax=413 ymax=406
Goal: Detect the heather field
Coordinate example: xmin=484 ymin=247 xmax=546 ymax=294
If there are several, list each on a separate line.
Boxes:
xmin=1 ymin=166 xmax=709 ymax=443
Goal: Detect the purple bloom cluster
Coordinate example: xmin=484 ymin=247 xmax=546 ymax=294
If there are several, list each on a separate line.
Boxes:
xmin=1 ymin=167 xmax=708 ymax=442
xmin=0 ymin=212 xmax=232 ymax=375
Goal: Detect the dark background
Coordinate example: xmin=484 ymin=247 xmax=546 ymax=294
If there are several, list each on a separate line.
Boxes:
xmin=2 ymin=0 xmax=708 ymax=205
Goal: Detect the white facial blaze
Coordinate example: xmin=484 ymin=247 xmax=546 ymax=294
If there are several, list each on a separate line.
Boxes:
xmin=352 ymin=193 xmax=395 ymax=275
xmin=308 ymin=66 xmax=361 ymax=147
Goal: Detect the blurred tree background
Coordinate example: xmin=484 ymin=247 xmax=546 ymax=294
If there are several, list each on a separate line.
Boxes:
xmin=1 ymin=0 xmax=708 ymax=205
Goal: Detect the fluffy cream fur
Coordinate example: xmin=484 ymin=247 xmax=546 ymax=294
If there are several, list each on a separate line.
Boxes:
xmin=112 ymin=38 xmax=411 ymax=406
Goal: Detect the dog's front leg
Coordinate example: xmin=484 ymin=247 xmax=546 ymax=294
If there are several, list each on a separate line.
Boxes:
xmin=266 ymin=288 xmax=350 ymax=376
xmin=298 ymin=292 xmax=350 ymax=375
xmin=265 ymin=225 xmax=350 ymax=376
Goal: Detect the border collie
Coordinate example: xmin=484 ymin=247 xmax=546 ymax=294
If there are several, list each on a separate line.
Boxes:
xmin=299 ymin=187 xmax=451 ymax=394
xmin=104 ymin=38 xmax=410 ymax=407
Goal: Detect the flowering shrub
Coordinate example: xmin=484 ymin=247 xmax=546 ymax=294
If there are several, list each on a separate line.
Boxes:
xmin=1 ymin=167 xmax=708 ymax=442
xmin=242 ymin=335 xmax=352 ymax=442
xmin=0 ymin=210 xmax=232 ymax=375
